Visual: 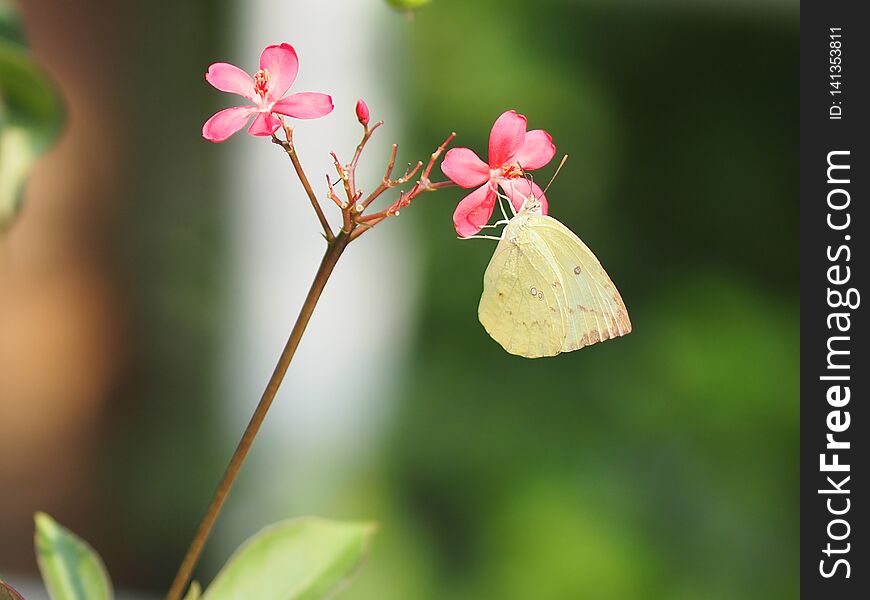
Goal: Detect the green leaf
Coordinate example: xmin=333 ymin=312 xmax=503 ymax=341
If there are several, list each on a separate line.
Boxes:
xmin=0 ymin=0 xmax=64 ymax=230
xmin=182 ymin=582 xmax=201 ymax=600
xmin=33 ymin=512 xmax=114 ymax=600
xmin=1 ymin=580 xmax=26 ymax=600
xmin=0 ymin=0 xmax=26 ymax=46
xmin=385 ymin=0 xmax=432 ymax=10
xmin=203 ymin=518 xmax=375 ymax=600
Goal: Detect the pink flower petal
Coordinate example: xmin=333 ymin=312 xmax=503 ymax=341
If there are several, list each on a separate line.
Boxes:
xmin=248 ymin=111 xmax=282 ymax=136
xmin=259 ymin=43 xmax=299 ymax=101
xmin=488 ymin=110 xmax=527 ymax=168
xmin=202 ymin=106 xmax=256 ymax=142
xmin=453 ymin=184 xmax=497 ymax=238
xmin=498 ymin=178 xmax=548 ymax=215
xmin=512 ymin=130 xmax=555 ymax=171
xmin=441 ymin=147 xmax=490 ymax=188
xmin=272 ymin=92 xmax=334 ymax=119
xmin=205 ymin=62 xmax=256 ymax=101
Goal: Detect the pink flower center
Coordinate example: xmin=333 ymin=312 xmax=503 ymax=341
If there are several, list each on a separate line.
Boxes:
xmin=500 ymin=163 xmax=524 ymax=180
xmin=253 ymin=68 xmax=271 ymax=98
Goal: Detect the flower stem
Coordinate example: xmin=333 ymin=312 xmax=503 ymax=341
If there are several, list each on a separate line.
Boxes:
xmin=165 ymin=233 xmax=350 ymax=600
xmin=273 ymin=129 xmax=335 ymax=242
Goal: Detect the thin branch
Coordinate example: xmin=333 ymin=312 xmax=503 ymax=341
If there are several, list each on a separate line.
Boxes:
xmin=349 ymin=214 xmax=387 ymax=241
xmin=426 ymin=180 xmax=456 ymax=190
xmin=361 ymin=158 xmax=422 ymax=211
xmin=352 ymin=132 xmax=456 ymax=242
xmin=166 ymin=234 xmax=351 ymax=600
xmin=386 ymin=132 xmax=456 ymax=214
xmin=348 ymin=120 xmax=383 ymax=195
xmin=168 ymin=120 xmax=455 ymax=600
xmin=371 ymin=143 xmax=400 ymax=203
xmin=384 ymin=144 xmax=398 ymax=179
xmin=356 ymin=209 xmax=391 ymax=224
xmin=330 ymin=152 xmax=353 ymax=202
xmin=325 ymin=175 xmax=346 ymax=208
xmin=273 ymin=129 xmax=334 ymax=243
xmin=420 ymin=132 xmax=455 ymax=182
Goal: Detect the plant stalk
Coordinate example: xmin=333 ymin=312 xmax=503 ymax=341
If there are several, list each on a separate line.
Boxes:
xmin=165 ymin=232 xmax=350 ymax=600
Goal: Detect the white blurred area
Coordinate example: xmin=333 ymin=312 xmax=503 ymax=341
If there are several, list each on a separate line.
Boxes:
xmin=216 ymin=0 xmax=418 ymax=551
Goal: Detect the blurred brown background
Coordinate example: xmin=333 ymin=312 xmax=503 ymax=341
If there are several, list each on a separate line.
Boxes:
xmin=1 ymin=0 xmax=126 ymax=567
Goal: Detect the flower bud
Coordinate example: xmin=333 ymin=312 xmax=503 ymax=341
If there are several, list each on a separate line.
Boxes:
xmin=355 ymin=99 xmax=370 ymax=127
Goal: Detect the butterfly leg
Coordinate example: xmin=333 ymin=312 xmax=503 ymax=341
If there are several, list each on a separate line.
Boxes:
xmin=458 ymin=234 xmax=503 ymax=241
xmin=496 ymin=190 xmax=516 ymax=219
xmin=479 ymin=220 xmax=510 ymax=229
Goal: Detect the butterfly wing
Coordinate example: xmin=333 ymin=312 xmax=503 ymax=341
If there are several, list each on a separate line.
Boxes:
xmin=527 ymin=215 xmax=632 ymax=352
xmin=478 ymin=224 xmax=567 ymax=358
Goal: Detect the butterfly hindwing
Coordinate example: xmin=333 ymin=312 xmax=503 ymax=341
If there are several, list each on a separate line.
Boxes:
xmin=527 ymin=215 xmax=632 ymax=351
xmin=478 ymin=228 xmax=567 ymax=358
xmin=477 ymin=209 xmax=631 ymax=358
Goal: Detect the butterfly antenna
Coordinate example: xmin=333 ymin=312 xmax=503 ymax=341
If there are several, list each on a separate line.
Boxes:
xmin=541 ymin=154 xmax=569 ymax=196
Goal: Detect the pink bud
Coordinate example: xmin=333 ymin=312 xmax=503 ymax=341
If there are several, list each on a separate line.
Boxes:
xmin=355 ymin=99 xmax=370 ymax=127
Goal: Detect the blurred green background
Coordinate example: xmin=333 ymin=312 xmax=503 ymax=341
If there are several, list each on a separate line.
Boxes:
xmin=0 ymin=0 xmax=797 ymax=598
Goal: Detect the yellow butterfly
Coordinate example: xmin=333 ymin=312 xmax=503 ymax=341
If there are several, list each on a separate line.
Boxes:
xmin=477 ymin=194 xmax=632 ymax=358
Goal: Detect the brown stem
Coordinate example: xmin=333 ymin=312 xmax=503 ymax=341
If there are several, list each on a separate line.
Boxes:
xmin=328 ymin=153 xmax=355 ymax=232
xmin=349 ymin=218 xmax=384 ymax=242
xmin=360 ymin=132 xmax=455 ymax=217
xmin=420 ymin=133 xmax=456 ymax=182
xmin=354 ymin=133 xmax=457 ymax=242
xmin=348 ymin=121 xmax=382 ymax=195
xmin=165 ymin=233 xmax=351 ymax=600
xmin=325 ymin=175 xmax=346 ymax=208
xmin=274 ymin=131 xmax=335 ymax=243
xmin=167 ymin=129 xmax=453 ymax=598
xmin=362 ymin=159 xmax=422 ymax=211
xmin=359 ymin=145 xmax=397 ymax=211
xmin=330 ymin=152 xmax=354 ymax=202
xmin=426 ymin=180 xmax=456 ymax=190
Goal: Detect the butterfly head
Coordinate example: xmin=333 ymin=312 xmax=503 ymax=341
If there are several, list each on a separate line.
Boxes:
xmin=517 ymin=154 xmax=568 ymax=217
xmin=519 ymin=193 xmax=544 ymax=216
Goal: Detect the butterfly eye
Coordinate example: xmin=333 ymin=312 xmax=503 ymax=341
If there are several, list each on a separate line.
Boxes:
xmin=530 ymin=287 xmax=538 ymax=296
xmin=574 ymin=266 xmax=582 ymax=274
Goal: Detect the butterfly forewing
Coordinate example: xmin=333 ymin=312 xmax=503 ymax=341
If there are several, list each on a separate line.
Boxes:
xmin=528 ymin=215 xmax=632 ymax=351
xmin=478 ymin=225 xmax=567 ymax=358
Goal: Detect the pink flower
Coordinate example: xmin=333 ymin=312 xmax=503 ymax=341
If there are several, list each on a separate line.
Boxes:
xmin=441 ymin=110 xmax=556 ymax=237
xmin=202 ymin=43 xmax=334 ymax=143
